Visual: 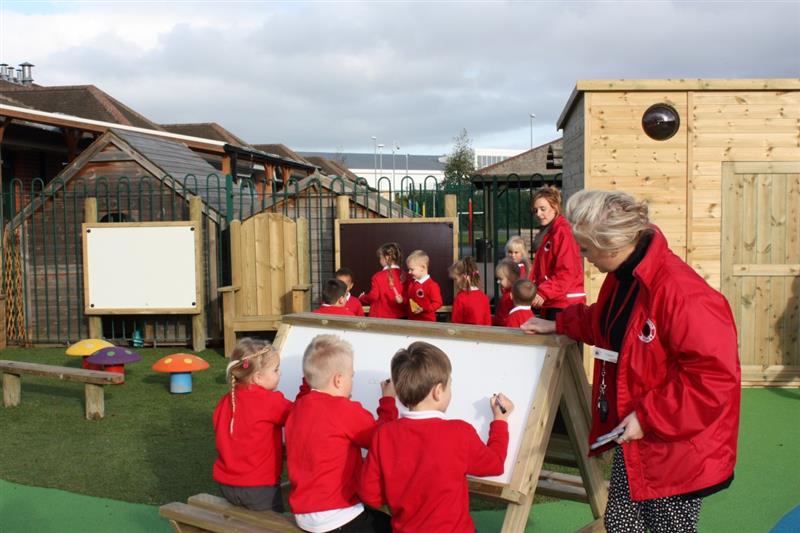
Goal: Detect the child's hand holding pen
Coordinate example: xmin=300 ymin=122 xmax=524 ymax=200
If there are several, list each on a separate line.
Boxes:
xmin=491 ymin=393 xmax=514 ymax=421
xmin=380 ymin=378 xmax=396 ymax=398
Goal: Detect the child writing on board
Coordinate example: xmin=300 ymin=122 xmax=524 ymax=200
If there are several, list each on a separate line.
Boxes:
xmin=286 ymin=334 xmax=396 ymax=533
xmin=359 ymin=242 xmax=407 ymax=319
xmin=449 ymin=256 xmax=491 ymax=326
xmin=213 ymin=338 xmax=292 ymax=512
xmin=504 ymin=279 xmax=537 ymax=328
xmin=492 ymin=258 xmax=520 ymax=327
xmin=336 ymin=267 xmax=365 ymax=317
xmin=406 ymin=249 xmax=443 ymax=322
xmin=314 ymin=279 xmax=356 ymax=316
xmin=359 ymin=341 xmax=514 ymax=532
xmin=505 ymin=235 xmax=531 ymax=280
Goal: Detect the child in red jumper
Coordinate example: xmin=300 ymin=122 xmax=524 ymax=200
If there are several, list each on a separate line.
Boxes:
xmin=336 ymin=267 xmax=365 ymax=317
xmin=359 ymin=342 xmax=514 ymax=533
xmin=359 ymin=242 xmax=407 ymax=319
xmin=492 ymin=258 xmax=520 ymax=326
xmin=449 ymin=256 xmax=491 ymax=326
xmin=405 ymin=249 xmax=443 ymax=322
xmin=505 ymin=279 xmax=537 ymax=328
xmin=213 ymin=338 xmax=292 ymax=512
xmin=505 ymin=235 xmax=531 ymax=280
xmin=314 ymin=279 xmax=356 ymax=316
xmin=286 ymin=334 xmax=396 ymax=533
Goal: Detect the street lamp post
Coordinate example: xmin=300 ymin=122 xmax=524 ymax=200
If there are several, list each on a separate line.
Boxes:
xmin=405 ymin=153 xmax=409 ymax=179
xmin=391 ymin=141 xmax=399 ymax=191
xmin=371 ymin=136 xmax=377 ymax=183
xmin=378 ymin=144 xmax=384 ymax=182
xmin=529 ymin=113 xmax=536 ymax=149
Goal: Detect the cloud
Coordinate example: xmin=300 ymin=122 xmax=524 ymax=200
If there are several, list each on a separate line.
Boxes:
xmin=1 ymin=1 xmax=798 ymax=153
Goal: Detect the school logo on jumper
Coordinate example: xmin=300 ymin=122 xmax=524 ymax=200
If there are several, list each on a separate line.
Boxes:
xmin=639 ymin=319 xmax=656 ymax=343
xmin=416 ymin=288 xmax=424 ymax=298
xmin=544 ymin=241 xmax=552 ymax=252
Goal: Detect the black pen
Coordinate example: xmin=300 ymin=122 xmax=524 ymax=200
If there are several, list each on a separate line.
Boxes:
xmin=494 ymin=394 xmax=507 ymax=414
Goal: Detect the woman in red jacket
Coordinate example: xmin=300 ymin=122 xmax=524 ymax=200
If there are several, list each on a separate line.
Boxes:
xmin=523 ymin=190 xmax=740 ymax=533
xmin=530 ymin=186 xmax=586 ymax=319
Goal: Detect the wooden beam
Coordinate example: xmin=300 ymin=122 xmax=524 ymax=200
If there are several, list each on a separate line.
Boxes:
xmin=84 ymin=198 xmax=103 ymax=339
xmin=189 ymin=196 xmax=206 ymax=352
xmin=444 ymin=194 xmax=457 ymax=218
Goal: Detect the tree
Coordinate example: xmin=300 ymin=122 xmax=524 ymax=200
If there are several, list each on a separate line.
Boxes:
xmin=442 ymin=128 xmax=475 ymax=187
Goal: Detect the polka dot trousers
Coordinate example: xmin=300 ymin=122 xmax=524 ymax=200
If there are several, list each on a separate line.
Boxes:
xmin=604 ymin=446 xmax=702 ymax=533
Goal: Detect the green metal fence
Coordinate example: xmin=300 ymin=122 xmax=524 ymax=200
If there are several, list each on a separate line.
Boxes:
xmin=0 ymin=172 xmax=559 ymax=346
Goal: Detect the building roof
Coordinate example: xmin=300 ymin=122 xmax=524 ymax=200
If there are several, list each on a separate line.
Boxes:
xmin=252 ymin=144 xmax=314 ymax=165
xmin=303 ymin=155 xmax=360 ymax=181
xmin=474 ymin=138 xmax=563 ymax=177
xmin=161 ymin=122 xmax=249 ymax=146
xmin=299 ymin=151 xmax=445 ymax=172
xmin=0 ymin=85 xmax=163 ymax=130
xmin=557 ymin=78 xmax=800 ymax=129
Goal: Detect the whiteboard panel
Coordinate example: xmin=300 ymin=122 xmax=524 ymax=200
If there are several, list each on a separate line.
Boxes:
xmin=277 ymin=320 xmax=547 ymax=485
xmin=83 ymin=223 xmax=199 ymax=313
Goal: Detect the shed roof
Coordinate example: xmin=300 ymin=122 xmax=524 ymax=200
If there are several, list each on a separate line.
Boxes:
xmin=0 ymin=84 xmax=163 ymax=130
xmin=557 ymin=78 xmax=800 ymax=129
xmin=161 ymin=122 xmax=250 ymax=146
xmin=474 ymin=138 xmax=562 ymax=177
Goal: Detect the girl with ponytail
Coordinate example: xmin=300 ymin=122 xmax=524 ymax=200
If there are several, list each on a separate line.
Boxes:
xmin=449 ymin=256 xmax=492 ymax=326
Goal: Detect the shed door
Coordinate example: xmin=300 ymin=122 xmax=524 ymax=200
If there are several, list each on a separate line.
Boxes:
xmin=721 ymin=162 xmax=800 ymax=385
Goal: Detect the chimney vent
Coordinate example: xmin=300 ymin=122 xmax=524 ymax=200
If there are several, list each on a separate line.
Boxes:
xmin=19 ymin=62 xmax=34 ymax=85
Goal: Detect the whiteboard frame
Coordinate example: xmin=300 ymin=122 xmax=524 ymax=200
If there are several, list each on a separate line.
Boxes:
xmin=274 ymin=313 xmax=568 ymax=503
xmin=82 ymin=221 xmax=202 ymax=315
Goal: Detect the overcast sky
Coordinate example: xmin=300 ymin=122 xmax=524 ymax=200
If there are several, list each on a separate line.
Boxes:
xmin=1 ymin=1 xmax=798 ymax=154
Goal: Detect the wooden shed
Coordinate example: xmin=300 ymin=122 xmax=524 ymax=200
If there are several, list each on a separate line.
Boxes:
xmin=557 ymin=79 xmax=800 ymax=385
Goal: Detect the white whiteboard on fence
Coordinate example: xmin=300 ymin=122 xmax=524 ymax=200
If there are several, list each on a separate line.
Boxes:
xmin=275 ymin=314 xmax=550 ymax=486
xmin=82 ymin=222 xmax=201 ymax=314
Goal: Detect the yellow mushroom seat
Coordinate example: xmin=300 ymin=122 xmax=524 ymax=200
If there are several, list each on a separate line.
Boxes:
xmin=152 ymin=354 xmax=209 ymax=394
xmin=66 ymin=339 xmax=114 ymax=370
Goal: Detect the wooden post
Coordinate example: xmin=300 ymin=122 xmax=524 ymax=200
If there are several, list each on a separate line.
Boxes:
xmin=2 ymin=373 xmax=20 ymax=407
xmin=84 ymin=383 xmax=104 ymax=420
xmin=336 ymin=195 xmax=350 ymax=221
xmin=296 ymin=218 xmax=310 ymax=286
xmin=444 ymin=194 xmax=457 ymax=218
xmin=84 ymin=198 xmax=103 ymax=339
xmin=189 ymin=196 xmax=206 ymax=352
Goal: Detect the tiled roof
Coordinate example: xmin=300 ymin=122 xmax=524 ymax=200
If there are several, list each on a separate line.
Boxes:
xmin=475 ymin=138 xmax=563 ymax=176
xmin=0 ymin=85 xmax=162 ymax=130
xmin=253 ymin=144 xmax=313 ymax=165
xmin=304 ymin=155 xmax=359 ymax=181
xmin=162 ymin=122 xmax=249 ymax=146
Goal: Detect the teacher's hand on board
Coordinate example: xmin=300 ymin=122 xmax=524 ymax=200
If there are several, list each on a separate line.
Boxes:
xmin=520 ymin=317 xmax=556 ymax=335
xmin=491 ymin=393 xmax=514 ymax=421
xmin=380 ymin=378 xmax=396 ymax=398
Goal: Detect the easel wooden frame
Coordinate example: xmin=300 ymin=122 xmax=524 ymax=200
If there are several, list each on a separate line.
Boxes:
xmin=274 ymin=314 xmax=608 ymax=532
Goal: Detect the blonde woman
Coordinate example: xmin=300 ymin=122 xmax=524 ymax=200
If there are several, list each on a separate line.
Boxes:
xmin=523 ymin=190 xmax=740 ymax=533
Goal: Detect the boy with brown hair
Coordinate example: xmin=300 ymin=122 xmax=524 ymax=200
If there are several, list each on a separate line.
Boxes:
xmin=286 ymin=335 xmax=396 ymax=532
xmin=335 ymin=267 xmax=365 ymax=317
xmin=313 ymin=279 xmax=355 ymax=316
xmin=359 ymin=342 xmax=513 ymax=532
xmin=505 ymin=279 xmax=537 ymax=328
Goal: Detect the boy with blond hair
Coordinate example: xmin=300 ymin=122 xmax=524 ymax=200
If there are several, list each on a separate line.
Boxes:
xmin=505 ymin=279 xmax=537 ymax=328
xmin=286 ymin=334 xmax=396 ymax=533
xmin=359 ymin=342 xmax=513 ymax=532
xmin=405 ymin=249 xmax=443 ymax=322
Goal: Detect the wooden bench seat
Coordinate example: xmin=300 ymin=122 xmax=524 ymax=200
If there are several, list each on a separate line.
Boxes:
xmin=160 ymin=493 xmax=302 ymax=533
xmin=0 ymin=360 xmax=123 ymax=420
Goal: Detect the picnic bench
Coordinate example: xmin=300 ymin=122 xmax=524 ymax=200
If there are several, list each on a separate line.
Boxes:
xmin=0 ymin=360 xmax=123 ymax=420
xmin=160 ymin=493 xmax=302 ymax=533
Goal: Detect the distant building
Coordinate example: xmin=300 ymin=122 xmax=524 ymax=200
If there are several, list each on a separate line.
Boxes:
xmin=474 ymin=148 xmax=525 ymax=170
xmin=299 ymin=151 xmax=445 ymax=190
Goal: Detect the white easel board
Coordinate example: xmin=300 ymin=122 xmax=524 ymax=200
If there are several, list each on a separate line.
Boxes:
xmin=82 ymin=222 xmax=201 ymax=314
xmin=274 ymin=313 xmax=558 ymax=489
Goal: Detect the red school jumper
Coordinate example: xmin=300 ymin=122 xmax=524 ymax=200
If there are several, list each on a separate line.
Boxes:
xmin=313 ymin=304 xmax=355 ymax=316
xmin=360 ymin=412 xmax=509 ymax=533
xmin=531 ymin=214 xmax=586 ymax=312
xmin=344 ymin=294 xmax=365 ymax=316
xmin=285 ymin=390 xmax=398 ymax=514
xmin=451 ymin=288 xmax=492 ymax=326
xmin=359 ymin=266 xmax=407 ymax=319
xmin=504 ymin=305 xmax=534 ymax=328
xmin=213 ymin=385 xmax=292 ymax=487
xmin=492 ymin=289 xmax=514 ymax=326
xmin=406 ymin=275 xmax=443 ymax=322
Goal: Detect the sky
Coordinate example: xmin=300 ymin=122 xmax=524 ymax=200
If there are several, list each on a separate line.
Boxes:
xmin=0 ymin=0 xmax=798 ymax=155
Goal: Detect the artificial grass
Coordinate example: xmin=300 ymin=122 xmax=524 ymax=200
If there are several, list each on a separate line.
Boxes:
xmin=1 ymin=346 xmax=798 ymax=532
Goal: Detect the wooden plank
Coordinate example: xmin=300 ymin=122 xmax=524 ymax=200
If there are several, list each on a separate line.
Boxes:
xmin=738 ymin=173 xmax=757 ymax=365
xmin=691 ymin=105 xmax=800 ymax=119
xmin=0 ymin=361 xmax=124 ymax=385
xmin=575 ymin=79 xmax=800 ymax=92
xmin=158 ymin=502 xmax=267 ymax=533
xmin=231 ymin=317 xmax=283 ymax=332
xmin=732 ymin=264 xmax=800 ymax=276
xmin=686 ymin=90 xmax=694 ymax=264
xmin=296 ymin=218 xmax=310 ymax=286
xmin=241 ymin=216 xmax=258 ymax=316
xmin=728 ymin=162 xmax=800 ymax=175
xmin=2 ymin=372 xmax=20 ymax=407
xmin=229 ymin=220 xmax=243 ymax=316
xmin=720 ymin=163 xmax=740 ymax=338
xmin=190 ymin=196 xmax=206 ymax=352
xmin=84 ymin=198 xmax=102 ymax=339
xmin=254 ymin=214 xmax=269 ymax=316
xmin=268 ymin=214 xmax=285 ymax=316
xmin=741 ymin=365 xmax=800 ymax=386
xmin=84 ymin=383 xmax=105 ymax=420
xmin=444 ymin=194 xmax=457 ymax=218
xmin=755 ymin=175 xmax=773 ymax=369
xmin=187 ymin=494 xmax=301 ymax=531
xmin=283 ymin=219 xmax=298 ymax=314
xmin=221 ymin=291 xmax=237 ymax=358
xmin=336 ymin=195 xmax=350 ymax=220
xmin=692 ymin=91 xmax=800 ymax=105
